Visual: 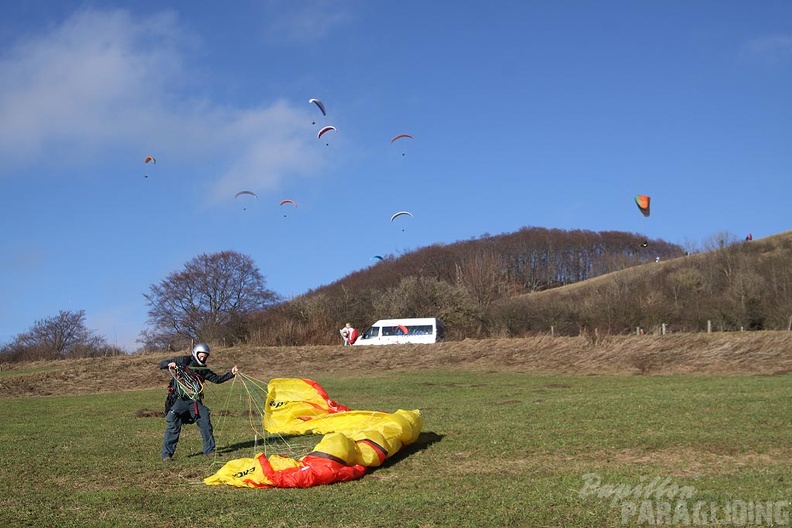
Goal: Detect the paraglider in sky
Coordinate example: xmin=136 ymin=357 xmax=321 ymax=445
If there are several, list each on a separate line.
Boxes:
xmin=391 ymin=133 xmax=414 ymax=156
xmin=143 ymin=155 xmax=156 ymax=178
xmin=280 ymin=198 xmax=297 ymax=217
xmin=370 ymin=255 xmax=384 ymax=261
xmin=317 ymin=125 xmax=336 ymax=145
xmin=308 ymin=98 xmax=326 ymax=117
xmin=390 ymin=211 xmax=413 ymax=232
xmin=635 ymin=195 xmax=650 ymax=217
xmin=390 ymin=211 xmax=413 ymax=223
xmin=203 ymin=377 xmax=423 ymax=489
xmin=235 ymin=190 xmax=258 ymax=210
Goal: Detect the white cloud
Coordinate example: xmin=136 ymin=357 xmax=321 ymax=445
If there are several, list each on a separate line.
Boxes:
xmin=204 ymin=100 xmax=326 ymax=205
xmin=0 ymin=8 xmax=327 ymax=203
xmin=0 ymin=9 xmax=188 ymax=169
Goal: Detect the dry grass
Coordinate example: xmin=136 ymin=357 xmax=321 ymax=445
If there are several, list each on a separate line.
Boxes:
xmin=2 ymin=330 xmax=791 ymax=398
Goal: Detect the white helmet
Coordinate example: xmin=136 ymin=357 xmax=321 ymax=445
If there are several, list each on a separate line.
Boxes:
xmin=192 ymin=343 xmax=210 ymax=366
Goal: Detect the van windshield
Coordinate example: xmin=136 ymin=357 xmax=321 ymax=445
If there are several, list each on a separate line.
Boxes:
xmin=361 ymin=327 xmax=379 ymax=339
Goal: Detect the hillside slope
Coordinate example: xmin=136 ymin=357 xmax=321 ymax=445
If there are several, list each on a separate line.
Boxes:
xmin=2 ymin=331 xmax=791 ymax=398
xmin=485 ymin=230 xmax=792 ymax=337
xmin=504 ymin=229 xmax=792 ymax=303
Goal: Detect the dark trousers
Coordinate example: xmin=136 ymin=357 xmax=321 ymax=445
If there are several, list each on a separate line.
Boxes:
xmin=162 ymin=398 xmax=216 ymax=458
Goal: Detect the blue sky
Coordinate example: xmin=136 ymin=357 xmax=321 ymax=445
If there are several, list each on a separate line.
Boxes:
xmin=1 ymin=1 xmax=790 ymax=350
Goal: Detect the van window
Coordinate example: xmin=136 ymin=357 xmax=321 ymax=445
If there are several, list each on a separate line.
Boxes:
xmin=360 ymin=326 xmax=379 ymax=339
xmin=382 ymin=324 xmax=433 ymax=336
xmin=409 ymin=325 xmax=433 ymax=335
xmin=381 ymin=326 xmax=401 ymax=336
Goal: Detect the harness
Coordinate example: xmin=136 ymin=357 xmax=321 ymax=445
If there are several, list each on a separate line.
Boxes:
xmin=168 ymin=364 xmax=205 ymax=417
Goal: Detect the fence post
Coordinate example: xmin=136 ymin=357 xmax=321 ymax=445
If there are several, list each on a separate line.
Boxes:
xmin=661 ymin=323 xmax=667 ymax=335
xmin=707 ymin=320 xmax=712 ymax=333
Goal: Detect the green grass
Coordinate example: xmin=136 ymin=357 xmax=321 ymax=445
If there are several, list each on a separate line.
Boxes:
xmin=1 ymin=371 xmax=790 ymax=527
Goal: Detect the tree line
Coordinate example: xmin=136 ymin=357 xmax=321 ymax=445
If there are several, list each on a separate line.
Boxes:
xmin=0 ymin=310 xmax=125 ymax=362
xmin=3 ymin=227 xmax=790 ymax=361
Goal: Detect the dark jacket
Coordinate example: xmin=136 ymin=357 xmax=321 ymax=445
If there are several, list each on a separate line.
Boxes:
xmin=160 ymin=355 xmax=234 ymax=401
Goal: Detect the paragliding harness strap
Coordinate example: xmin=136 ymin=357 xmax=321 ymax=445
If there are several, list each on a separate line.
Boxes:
xmin=166 ymin=365 xmax=204 ymax=421
xmin=164 ymin=386 xmax=178 ymax=415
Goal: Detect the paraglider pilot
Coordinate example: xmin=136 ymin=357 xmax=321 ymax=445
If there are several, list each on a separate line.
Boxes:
xmin=160 ymin=343 xmax=238 ymax=462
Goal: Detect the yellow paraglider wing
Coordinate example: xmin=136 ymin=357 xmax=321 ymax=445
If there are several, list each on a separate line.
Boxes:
xmin=204 ymin=378 xmax=423 ymax=488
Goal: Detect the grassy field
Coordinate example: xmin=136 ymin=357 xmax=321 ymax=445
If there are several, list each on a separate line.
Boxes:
xmin=1 ymin=335 xmax=791 ymax=527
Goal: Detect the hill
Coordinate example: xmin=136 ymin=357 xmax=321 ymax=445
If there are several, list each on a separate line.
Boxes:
xmin=487 ymin=229 xmax=792 ymax=337
xmin=249 ymin=229 xmax=792 ymax=346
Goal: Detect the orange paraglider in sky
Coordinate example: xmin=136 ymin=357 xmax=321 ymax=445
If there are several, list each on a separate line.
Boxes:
xmin=634 ymin=195 xmax=650 ymax=217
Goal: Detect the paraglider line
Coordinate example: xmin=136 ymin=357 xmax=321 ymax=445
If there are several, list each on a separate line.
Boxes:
xmin=169 ymin=365 xmax=204 ymax=400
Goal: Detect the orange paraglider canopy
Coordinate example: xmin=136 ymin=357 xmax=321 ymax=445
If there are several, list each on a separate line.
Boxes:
xmin=634 ymin=195 xmax=650 ymax=217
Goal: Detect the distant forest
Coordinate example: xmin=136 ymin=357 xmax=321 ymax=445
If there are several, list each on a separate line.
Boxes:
xmin=250 ymin=227 xmax=707 ymax=345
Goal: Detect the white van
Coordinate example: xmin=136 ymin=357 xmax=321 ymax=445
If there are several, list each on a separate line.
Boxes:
xmin=353 ymin=318 xmax=446 ymax=346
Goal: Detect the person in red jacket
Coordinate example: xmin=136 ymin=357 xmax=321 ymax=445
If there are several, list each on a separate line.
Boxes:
xmin=347 ymin=326 xmax=359 ymax=345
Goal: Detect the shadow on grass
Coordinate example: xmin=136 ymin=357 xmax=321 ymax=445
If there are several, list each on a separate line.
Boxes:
xmin=376 ymin=431 xmax=444 ymax=470
xmin=207 ymin=431 xmax=444 ymax=463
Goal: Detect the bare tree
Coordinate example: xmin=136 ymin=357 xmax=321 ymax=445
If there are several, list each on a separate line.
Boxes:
xmin=0 ymin=310 xmax=117 ymax=362
xmin=141 ymin=250 xmax=280 ymax=348
xmin=455 ymin=251 xmax=512 ymax=309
